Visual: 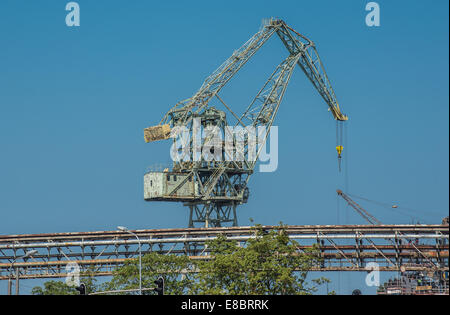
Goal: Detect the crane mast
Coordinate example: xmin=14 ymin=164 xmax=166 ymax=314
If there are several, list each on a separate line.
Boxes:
xmin=143 ymin=19 xmax=348 ymax=227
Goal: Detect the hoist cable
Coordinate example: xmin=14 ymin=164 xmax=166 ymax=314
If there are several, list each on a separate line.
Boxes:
xmin=347 ymin=193 xmax=441 ymax=223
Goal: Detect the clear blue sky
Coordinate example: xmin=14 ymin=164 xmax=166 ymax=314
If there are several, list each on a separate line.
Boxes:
xmin=0 ymin=0 xmax=448 ymax=295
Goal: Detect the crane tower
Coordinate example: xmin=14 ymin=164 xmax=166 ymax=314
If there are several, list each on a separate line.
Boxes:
xmin=143 ymin=18 xmax=348 ymax=227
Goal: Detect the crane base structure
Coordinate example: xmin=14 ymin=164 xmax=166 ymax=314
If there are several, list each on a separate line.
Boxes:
xmin=187 ymin=201 xmax=239 ymax=228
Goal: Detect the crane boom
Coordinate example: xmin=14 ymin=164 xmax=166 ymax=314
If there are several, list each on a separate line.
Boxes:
xmin=337 ymin=189 xmax=382 ymax=225
xmin=147 ymin=18 xmax=347 ymax=140
xmin=158 ymin=21 xmax=279 ymax=128
xmin=276 ymin=24 xmax=347 ymax=121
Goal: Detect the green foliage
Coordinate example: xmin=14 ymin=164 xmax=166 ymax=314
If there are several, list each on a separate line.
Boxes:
xmin=191 ymin=224 xmax=323 ymax=295
xmin=31 ymin=280 xmax=78 ymax=295
xmin=34 ymin=224 xmax=329 ymax=295
xmin=31 ymin=271 xmax=98 ymax=295
xmin=102 ymin=224 xmax=326 ymax=295
xmin=101 ymin=253 xmax=196 ymax=295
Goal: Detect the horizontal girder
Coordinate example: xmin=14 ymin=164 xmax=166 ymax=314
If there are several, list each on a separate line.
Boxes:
xmin=0 ymin=224 xmax=448 ymax=280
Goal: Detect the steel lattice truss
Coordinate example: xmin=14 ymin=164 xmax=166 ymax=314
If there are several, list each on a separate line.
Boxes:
xmin=160 ymin=19 xmax=347 ymax=127
xmin=0 ymin=225 xmax=448 ymax=280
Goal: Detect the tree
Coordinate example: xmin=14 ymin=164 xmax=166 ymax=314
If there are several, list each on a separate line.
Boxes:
xmin=32 ymin=271 xmax=98 ymax=295
xmin=101 ymin=253 xmax=196 ymax=295
xmin=31 ymin=280 xmax=78 ymax=295
xmin=191 ymin=224 xmax=325 ymax=295
xmin=103 ymin=224 xmax=328 ymax=295
xmin=33 ymin=224 xmax=330 ymax=295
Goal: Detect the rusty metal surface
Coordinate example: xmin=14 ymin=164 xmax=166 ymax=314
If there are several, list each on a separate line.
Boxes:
xmin=1 ymin=224 xmax=446 ymax=241
xmin=0 ymin=224 xmax=448 ymax=280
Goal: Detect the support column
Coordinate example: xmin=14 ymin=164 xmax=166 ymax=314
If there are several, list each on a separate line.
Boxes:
xmin=15 ymin=268 xmax=19 ymax=295
xmin=232 ymin=203 xmax=238 ymax=226
xmin=185 ymin=201 xmax=238 ymax=228
xmin=188 ymin=206 xmax=194 ymax=228
xmin=7 ymin=277 xmax=12 ymax=295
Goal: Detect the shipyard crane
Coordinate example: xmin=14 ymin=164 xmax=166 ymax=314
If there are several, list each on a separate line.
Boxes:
xmin=336 ymin=189 xmax=448 ymax=271
xmin=336 ymin=189 xmax=382 ymax=225
xmin=143 ymin=19 xmax=348 ymax=227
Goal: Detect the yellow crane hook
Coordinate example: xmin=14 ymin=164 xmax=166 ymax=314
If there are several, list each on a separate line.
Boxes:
xmin=336 ymin=145 xmax=343 ymax=172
